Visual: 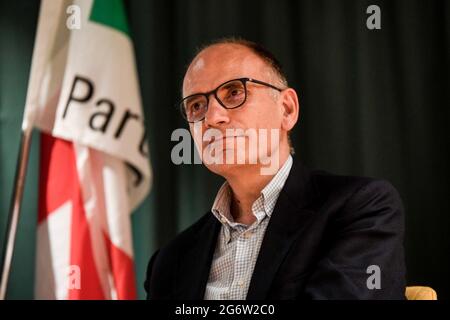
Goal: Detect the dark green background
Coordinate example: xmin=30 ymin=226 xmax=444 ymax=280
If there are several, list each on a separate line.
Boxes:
xmin=0 ymin=0 xmax=448 ymax=299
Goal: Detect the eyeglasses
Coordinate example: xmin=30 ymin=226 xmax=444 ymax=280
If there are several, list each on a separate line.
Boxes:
xmin=179 ymin=77 xmax=284 ymax=123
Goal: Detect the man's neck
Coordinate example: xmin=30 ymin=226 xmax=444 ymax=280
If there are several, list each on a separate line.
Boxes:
xmin=225 ymin=151 xmax=290 ymax=225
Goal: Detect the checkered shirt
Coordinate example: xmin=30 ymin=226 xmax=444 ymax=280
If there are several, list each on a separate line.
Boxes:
xmin=204 ymin=156 xmax=293 ymax=300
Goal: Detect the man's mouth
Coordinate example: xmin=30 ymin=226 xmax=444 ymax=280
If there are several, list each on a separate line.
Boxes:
xmin=205 ymin=134 xmax=246 ymax=148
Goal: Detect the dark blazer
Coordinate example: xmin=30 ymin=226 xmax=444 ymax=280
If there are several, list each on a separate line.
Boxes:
xmin=144 ymin=159 xmax=406 ymax=299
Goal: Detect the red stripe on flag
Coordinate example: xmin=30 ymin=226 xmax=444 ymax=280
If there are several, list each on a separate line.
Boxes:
xmin=39 ymin=133 xmax=105 ymax=299
xmin=68 ymin=183 xmax=105 ymax=299
xmin=38 ymin=133 xmax=78 ymax=223
xmin=103 ymin=232 xmax=137 ymax=299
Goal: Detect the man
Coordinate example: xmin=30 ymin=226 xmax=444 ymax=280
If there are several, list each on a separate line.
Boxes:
xmin=144 ymin=38 xmax=406 ymax=299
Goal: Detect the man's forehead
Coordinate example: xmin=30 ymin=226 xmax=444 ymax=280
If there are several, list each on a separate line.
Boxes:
xmin=190 ymin=57 xmax=205 ymax=72
xmin=182 ymin=44 xmax=264 ymax=95
xmin=193 ymin=43 xmax=252 ymax=66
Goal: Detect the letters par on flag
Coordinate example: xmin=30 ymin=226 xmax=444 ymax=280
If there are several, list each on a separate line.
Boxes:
xmin=23 ymin=0 xmax=151 ymax=299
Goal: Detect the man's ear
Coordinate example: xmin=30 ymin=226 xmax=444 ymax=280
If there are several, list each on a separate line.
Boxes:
xmin=280 ymin=88 xmax=299 ymax=131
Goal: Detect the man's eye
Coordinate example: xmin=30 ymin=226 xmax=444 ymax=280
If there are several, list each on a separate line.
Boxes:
xmin=231 ymin=89 xmax=242 ymax=96
xmin=189 ymin=101 xmax=204 ymax=113
xmin=227 ymin=87 xmax=244 ymax=98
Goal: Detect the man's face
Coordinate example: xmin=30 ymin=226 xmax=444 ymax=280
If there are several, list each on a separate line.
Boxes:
xmin=182 ymin=44 xmax=287 ymax=176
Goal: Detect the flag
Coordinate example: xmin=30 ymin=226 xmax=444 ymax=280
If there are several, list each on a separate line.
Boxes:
xmin=22 ymin=0 xmax=151 ymax=299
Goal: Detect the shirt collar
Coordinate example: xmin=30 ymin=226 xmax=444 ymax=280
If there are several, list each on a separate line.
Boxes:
xmin=259 ymin=155 xmax=293 ymax=217
xmin=211 ymin=155 xmax=293 ymax=227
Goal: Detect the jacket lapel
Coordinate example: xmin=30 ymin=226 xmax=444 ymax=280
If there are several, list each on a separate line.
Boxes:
xmin=175 ymin=215 xmax=221 ymax=299
xmin=246 ymin=159 xmax=317 ymax=299
xmin=175 ymin=159 xmax=317 ymax=300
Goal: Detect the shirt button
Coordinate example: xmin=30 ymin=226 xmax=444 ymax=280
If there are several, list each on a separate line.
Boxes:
xmin=243 ymin=231 xmax=252 ymax=239
xmin=237 ymin=280 xmax=244 ymax=287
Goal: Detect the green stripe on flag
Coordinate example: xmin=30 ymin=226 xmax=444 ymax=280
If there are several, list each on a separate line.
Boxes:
xmin=89 ymin=0 xmax=130 ymax=36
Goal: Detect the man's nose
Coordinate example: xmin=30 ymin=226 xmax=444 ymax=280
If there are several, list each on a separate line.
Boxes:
xmin=204 ymin=96 xmax=230 ymax=128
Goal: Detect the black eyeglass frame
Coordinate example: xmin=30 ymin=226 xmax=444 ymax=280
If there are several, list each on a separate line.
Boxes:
xmin=179 ymin=77 xmax=284 ymax=123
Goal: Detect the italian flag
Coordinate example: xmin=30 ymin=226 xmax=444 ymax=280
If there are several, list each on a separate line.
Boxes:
xmin=23 ymin=0 xmax=151 ymax=299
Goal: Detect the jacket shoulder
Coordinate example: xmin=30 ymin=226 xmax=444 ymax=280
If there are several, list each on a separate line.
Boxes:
xmin=144 ymin=211 xmax=216 ymax=298
xmin=152 ymin=211 xmax=215 ymax=260
xmin=308 ymin=168 xmax=401 ymax=201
